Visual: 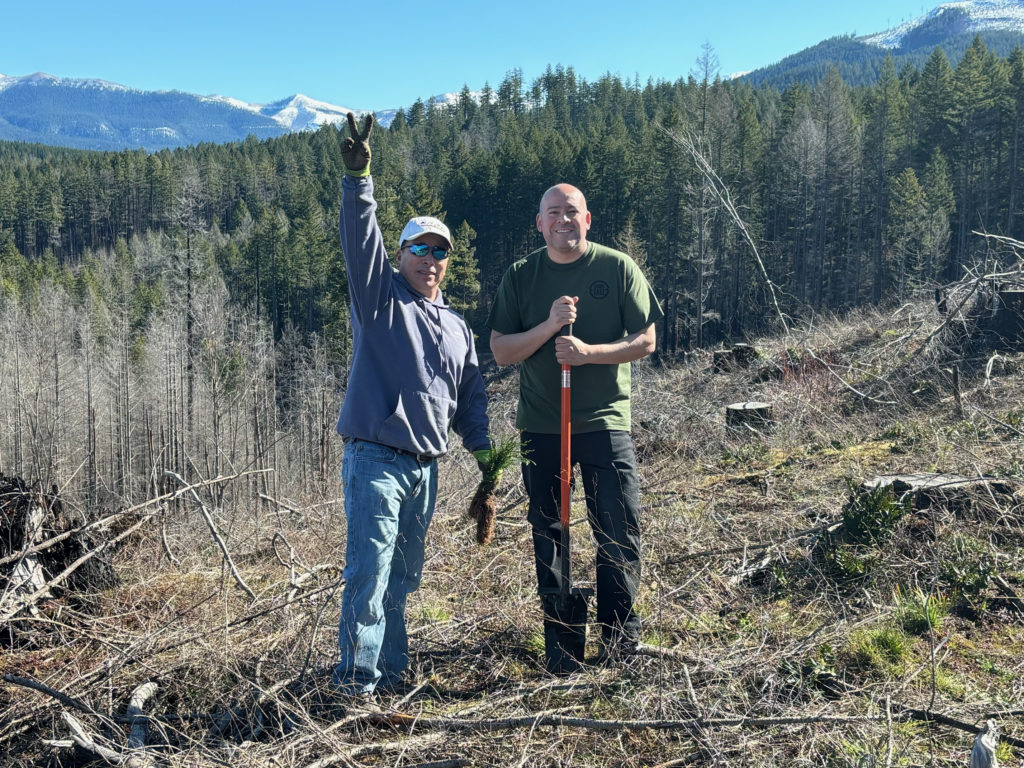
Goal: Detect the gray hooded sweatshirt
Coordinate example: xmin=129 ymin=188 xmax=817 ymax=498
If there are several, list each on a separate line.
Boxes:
xmin=335 ymin=175 xmax=489 ymax=458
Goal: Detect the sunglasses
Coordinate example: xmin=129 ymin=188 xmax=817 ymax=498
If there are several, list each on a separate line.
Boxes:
xmin=404 ymin=243 xmax=450 ymax=260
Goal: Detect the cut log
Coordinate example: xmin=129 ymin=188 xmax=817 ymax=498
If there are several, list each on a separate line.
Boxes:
xmin=859 ymin=473 xmax=1016 ymax=516
xmin=725 ymin=401 xmax=774 ymax=431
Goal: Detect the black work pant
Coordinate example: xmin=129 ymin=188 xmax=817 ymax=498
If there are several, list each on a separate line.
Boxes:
xmin=521 ymin=430 xmax=642 ymax=645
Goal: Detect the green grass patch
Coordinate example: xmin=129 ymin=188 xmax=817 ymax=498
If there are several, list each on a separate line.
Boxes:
xmin=843 ymin=627 xmax=911 ymax=677
xmin=895 ymin=587 xmax=950 ymax=635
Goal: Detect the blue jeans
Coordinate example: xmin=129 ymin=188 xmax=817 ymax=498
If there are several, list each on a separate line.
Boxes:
xmin=333 ymin=440 xmax=437 ymax=694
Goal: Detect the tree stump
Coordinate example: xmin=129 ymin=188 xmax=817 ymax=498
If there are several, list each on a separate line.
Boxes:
xmin=1 ymin=474 xmax=117 ymax=636
xmin=725 ymin=401 xmax=774 ymax=431
xmin=2 ymin=489 xmax=50 ymax=612
xmin=991 ymin=289 xmax=1024 ymax=347
xmin=859 ymin=473 xmax=1016 ymax=517
xmin=713 ymin=343 xmax=758 ymax=373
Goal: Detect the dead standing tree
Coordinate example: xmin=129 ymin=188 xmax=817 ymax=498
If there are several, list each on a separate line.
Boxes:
xmin=656 ymin=124 xmax=790 ymax=338
xmin=171 ymin=162 xmax=208 ymax=470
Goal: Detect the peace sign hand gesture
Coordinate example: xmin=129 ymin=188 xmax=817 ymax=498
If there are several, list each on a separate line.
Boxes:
xmin=342 ymin=112 xmax=374 ymax=176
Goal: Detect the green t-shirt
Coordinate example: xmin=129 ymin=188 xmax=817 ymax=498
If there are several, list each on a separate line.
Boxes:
xmin=487 ymin=242 xmax=664 ymax=434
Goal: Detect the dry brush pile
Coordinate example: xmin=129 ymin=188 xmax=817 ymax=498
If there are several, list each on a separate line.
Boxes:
xmin=3 ymin=301 xmax=1024 ymax=767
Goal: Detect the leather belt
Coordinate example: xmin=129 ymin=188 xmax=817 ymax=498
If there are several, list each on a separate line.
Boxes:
xmin=346 ymin=437 xmax=439 ymax=463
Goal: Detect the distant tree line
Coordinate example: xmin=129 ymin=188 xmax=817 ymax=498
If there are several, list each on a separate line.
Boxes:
xmin=1 ymin=37 xmax=1023 ymax=501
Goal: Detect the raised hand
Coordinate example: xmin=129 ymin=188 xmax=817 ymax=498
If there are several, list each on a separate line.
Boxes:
xmin=342 ymin=112 xmax=374 ymax=176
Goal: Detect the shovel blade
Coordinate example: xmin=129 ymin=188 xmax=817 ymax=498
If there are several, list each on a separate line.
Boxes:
xmin=542 ymin=589 xmax=592 ymax=675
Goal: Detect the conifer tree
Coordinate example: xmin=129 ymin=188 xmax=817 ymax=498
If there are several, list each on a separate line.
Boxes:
xmin=922 ymin=148 xmax=955 ymax=280
xmin=887 ymin=167 xmax=928 ymax=295
xmin=444 ymin=220 xmax=481 ymax=324
xmin=866 ymin=55 xmax=908 ymax=302
xmin=1008 ymin=46 xmax=1024 ymax=237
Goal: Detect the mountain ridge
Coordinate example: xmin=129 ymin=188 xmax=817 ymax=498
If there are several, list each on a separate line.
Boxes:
xmin=0 ymin=72 xmax=376 ymax=152
xmin=7 ymin=0 xmax=1024 ymax=151
xmin=743 ymin=0 xmax=1024 ymax=89
xmin=860 ymin=0 xmax=1024 ymax=49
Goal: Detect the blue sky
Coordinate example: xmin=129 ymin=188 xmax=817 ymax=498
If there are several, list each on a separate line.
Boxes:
xmin=4 ymin=0 xmax=935 ymax=110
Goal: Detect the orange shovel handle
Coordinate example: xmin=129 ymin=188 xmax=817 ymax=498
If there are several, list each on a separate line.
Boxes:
xmin=559 ymin=324 xmax=572 ymax=528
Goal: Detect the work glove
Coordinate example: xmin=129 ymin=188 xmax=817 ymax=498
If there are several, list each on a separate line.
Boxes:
xmin=473 ymin=448 xmax=501 ymax=490
xmin=342 ymin=112 xmax=373 ymax=177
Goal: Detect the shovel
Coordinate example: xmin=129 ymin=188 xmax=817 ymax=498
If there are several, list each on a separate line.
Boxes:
xmin=543 ymin=323 xmax=592 ymax=674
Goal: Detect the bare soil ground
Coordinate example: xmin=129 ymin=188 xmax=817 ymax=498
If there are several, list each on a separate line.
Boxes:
xmin=3 ymin=301 xmax=1024 ymax=767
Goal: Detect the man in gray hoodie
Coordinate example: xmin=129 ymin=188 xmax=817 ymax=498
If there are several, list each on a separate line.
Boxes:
xmin=333 ymin=113 xmax=491 ymax=695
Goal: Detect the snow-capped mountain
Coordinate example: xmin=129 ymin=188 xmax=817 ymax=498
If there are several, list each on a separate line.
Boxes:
xmin=743 ymin=0 xmax=1024 ymax=89
xmin=0 ymin=72 xmax=479 ymax=152
xmin=0 ymin=72 xmax=132 ymax=94
xmin=0 ymin=73 xmax=374 ymax=152
xmin=860 ymin=0 xmax=1024 ymax=49
xmin=197 ymin=92 xmax=365 ymax=132
xmin=258 ymin=94 xmax=357 ymax=131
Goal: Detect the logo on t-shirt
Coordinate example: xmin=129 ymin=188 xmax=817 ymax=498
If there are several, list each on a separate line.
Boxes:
xmin=589 ymin=280 xmax=610 ymax=300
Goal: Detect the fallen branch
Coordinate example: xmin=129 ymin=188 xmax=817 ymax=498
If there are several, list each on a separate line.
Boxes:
xmin=126 ymin=682 xmax=158 ymax=749
xmin=62 ymin=712 xmax=155 ymax=768
xmin=386 ymin=711 xmax=892 ymax=733
xmin=893 ymin=632 xmax=953 ymax=696
xmin=901 ymin=707 xmax=1024 ymax=748
xmin=259 ymin=492 xmax=303 ymax=515
xmin=2 ymin=580 xmax=339 ymax=723
xmin=164 ymin=470 xmax=256 ymax=602
xmin=986 ymin=708 xmax=1024 ymax=718
xmin=635 ymin=642 xmax=699 ymax=664
xmin=0 ymin=470 xmax=268 ymax=570
xmin=971 ymin=405 xmax=1024 ymax=437
xmin=668 ymin=520 xmax=841 ymax=563
xmin=803 ymin=347 xmax=897 ymax=406
xmin=913 ymin=251 xmax=1024 ymax=358
xmin=159 ymin=518 xmax=179 ymax=569
xmin=4 ymin=674 xmax=104 ymax=719
xmin=297 ymin=573 xmax=344 ymax=683
xmin=2 ymin=472 xmax=271 ymax=621
xmin=320 ymin=704 xmax=1024 ymax=749
xmin=651 ymin=757 xmax=702 ymax=768
xmin=993 ymin=575 xmax=1024 ymax=616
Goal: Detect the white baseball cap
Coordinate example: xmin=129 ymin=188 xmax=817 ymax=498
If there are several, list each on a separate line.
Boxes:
xmin=399 ymin=216 xmax=452 ymax=251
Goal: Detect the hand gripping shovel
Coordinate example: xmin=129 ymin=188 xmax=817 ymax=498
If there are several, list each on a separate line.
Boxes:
xmin=543 ymin=323 xmax=593 ymax=674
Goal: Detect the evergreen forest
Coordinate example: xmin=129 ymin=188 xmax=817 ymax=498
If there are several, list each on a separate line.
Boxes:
xmin=1 ymin=38 xmax=1023 ymax=502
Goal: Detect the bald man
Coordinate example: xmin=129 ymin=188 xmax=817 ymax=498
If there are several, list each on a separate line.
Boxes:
xmin=488 ymin=184 xmax=663 ymax=674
